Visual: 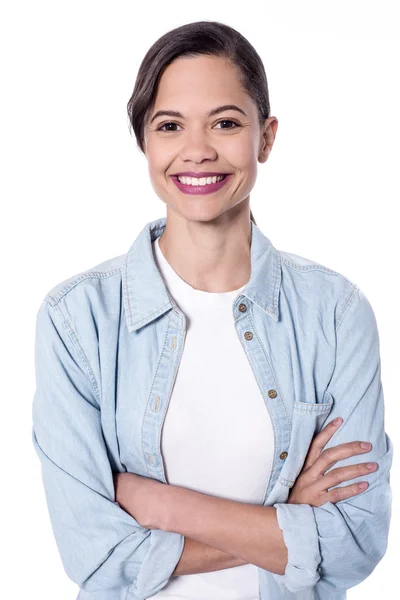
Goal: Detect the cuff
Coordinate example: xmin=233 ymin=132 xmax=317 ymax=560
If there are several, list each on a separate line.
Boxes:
xmin=272 ymin=503 xmax=321 ymax=593
xmin=131 ymin=528 xmax=185 ymax=598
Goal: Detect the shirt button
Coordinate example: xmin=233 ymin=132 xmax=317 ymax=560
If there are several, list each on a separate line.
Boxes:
xmin=244 ymin=331 xmax=253 ymax=340
xmin=280 ymin=451 xmax=288 ymax=460
xmin=153 ymin=396 xmax=160 ymax=412
xmin=268 ymin=389 xmax=277 ymax=398
xmin=238 ymin=303 xmax=247 ymax=312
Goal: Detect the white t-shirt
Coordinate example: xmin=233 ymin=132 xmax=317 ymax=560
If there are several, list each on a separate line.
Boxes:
xmin=147 ymin=236 xmax=275 ymax=600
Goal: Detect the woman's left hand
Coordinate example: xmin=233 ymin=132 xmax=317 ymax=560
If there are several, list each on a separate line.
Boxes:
xmin=113 ymin=472 xmax=166 ymax=530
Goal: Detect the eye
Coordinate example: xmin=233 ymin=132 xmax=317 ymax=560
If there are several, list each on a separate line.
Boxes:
xmin=156 ymin=119 xmax=240 ymax=132
xmin=157 ymin=122 xmax=182 ymax=132
xmin=214 ymin=119 xmax=240 ymax=129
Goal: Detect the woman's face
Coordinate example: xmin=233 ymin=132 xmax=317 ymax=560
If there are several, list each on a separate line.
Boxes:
xmin=143 ymin=55 xmax=278 ymax=222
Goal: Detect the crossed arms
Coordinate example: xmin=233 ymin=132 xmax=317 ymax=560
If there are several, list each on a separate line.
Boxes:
xmin=113 ymin=472 xmax=288 ymax=576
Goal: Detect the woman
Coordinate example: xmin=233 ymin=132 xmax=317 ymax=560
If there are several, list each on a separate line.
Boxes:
xmin=32 ymin=20 xmax=393 ymax=600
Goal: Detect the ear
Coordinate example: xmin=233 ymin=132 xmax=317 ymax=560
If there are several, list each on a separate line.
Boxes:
xmin=259 ymin=117 xmax=278 ymax=163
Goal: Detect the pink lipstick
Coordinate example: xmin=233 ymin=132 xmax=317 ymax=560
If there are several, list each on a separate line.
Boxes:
xmin=171 ymin=174 xmax=232 ymax=195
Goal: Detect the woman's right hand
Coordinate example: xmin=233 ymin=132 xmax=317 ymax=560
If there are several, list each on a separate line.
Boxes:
xmin=287 ymin=417 xmax=378 ymax=507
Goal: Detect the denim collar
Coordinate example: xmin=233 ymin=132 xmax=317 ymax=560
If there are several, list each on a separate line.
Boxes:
xmin=123 ymin=216 xmax=281 ymax=332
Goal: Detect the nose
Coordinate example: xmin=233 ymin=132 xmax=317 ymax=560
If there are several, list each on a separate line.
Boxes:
xmin=179 ymin=128 xmax=217 ymax=163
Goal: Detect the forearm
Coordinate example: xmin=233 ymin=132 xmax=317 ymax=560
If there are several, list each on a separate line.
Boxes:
xmin=172 ymin=536 xmax=248 ymax=576
xmin=160 ymin=485 xmax=288 ymax=576
xmin=114 ymin=473 xmax=248 ymax=576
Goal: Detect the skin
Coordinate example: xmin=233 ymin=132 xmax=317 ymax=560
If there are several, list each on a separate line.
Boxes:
xmin=142 ymin=54 xmax=278 ymax=293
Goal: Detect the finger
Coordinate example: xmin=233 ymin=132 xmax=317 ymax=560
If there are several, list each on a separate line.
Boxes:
xmin=315 ymin=461 xmax=378 ymax=493
xmin=310 ymin=441 xmax=373 ymax=478
xmin=322 ymin=480 xmax=370 ymax=505
xmin=302 ymin=417 xmax=343 ymax=470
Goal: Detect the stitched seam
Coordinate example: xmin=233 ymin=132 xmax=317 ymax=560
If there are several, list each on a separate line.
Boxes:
xmin=281 ymin=255 xmax=360 ymax=287
xmin=281 ymin=255 xmax=345 ymax=275
xmin=125 ymin=223 xmax=167 ymax=330
xmin=281 ymin=256 xmax=339 ymax=273
xmin=246 ymin=303 xmax=292 ymax=500
xmin=336 ymin=285 xmax=359 ymax=333
xmin=248 ymin=303 xmax=291 ymax=428
xmin=124 ymin=252 xmax=134 ymax=329
xmin=141 ymin=319 xmax=170 ymax=478
xmin=50 ymin=299 xmax=100 ymax=403
xmin=293 ymin=403 xmax=333 ymax=412
xmin=130 ymin=304 xmax=172 ymax=329
xmin=46 ymin=268 xmax=122 ymax=306
xmin=271 ymin=250 xmax=281 ymax=316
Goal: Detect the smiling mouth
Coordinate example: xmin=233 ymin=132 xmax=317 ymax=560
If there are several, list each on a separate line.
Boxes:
xmin=170 ymin=173 xmax=232 ymax=195
xmin=172 ymin=174 xmax=228 ymax=185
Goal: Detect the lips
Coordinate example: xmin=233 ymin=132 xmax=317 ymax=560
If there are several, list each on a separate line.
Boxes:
xmin=171 ymin=173 xmax=232 ymax=195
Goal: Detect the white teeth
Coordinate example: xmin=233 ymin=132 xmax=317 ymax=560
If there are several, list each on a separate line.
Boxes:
xmin=177 ymin=175 xmax=226 ymax=185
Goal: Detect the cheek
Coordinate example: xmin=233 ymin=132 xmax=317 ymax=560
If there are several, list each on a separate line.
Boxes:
xmin=223 ymin=135 xmax=257 ymax=168
xmin=147 ymin=150 xmax=175 ymax=180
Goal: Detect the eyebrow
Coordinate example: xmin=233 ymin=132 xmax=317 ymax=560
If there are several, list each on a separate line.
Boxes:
xmin=149 ymin=104 xmax=247 ymax=124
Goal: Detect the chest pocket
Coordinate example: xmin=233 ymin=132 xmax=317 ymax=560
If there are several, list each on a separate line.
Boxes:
xmin=278 ymin=389 xmax=334 ymax=489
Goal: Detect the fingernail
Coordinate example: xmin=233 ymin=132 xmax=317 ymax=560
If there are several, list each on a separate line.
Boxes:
xmin=358 ymin=482 xmax=368 ymax=490
xmin=361 ymin=442 xmax=371 ymax=449
xmin=332 ymin=417 xmax=342 ymax=425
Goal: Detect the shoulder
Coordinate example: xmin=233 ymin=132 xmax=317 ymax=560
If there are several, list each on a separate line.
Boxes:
xmin=43 ymin=253 xmax=126 ymax=307
xmin=279 ymin=248 xmax=355 ymax=281
xmin=38 ymin=254 xmax=127 ymax=340
xmin=37 ymin=253 xmax=127 ymax=371
xmin=278 ymin=248 xmax=361 ymax=330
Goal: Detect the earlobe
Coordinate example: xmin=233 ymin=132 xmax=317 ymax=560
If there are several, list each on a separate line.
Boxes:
xmin=259 ymin=142 xmax=271 ymax=163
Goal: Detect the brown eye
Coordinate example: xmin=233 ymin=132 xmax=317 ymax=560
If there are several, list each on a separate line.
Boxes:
xmin=215 ymin=119 xmax=240 ymax=129
xmin=157 ymin=122 xmax=182 ymax=132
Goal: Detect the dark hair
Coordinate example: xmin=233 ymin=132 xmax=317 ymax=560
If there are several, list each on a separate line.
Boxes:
xmin=127 ymin=20 xmax=272 ymax=227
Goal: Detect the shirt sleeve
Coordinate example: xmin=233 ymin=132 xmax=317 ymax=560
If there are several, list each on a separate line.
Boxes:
xmin=272 ymin=286 xmax=393 ymax=594
xmin=31 ymin=297 xmax=184 ymax=597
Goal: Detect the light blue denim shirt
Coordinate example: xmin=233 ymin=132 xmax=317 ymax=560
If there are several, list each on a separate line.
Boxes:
xmin=32 ymin=216 xmax=393 ymax=600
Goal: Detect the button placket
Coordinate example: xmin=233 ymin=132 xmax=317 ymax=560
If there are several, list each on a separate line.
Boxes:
xmin=143 ymin=310 xmax=186 ymax=480
xmin=234 ymin=297 xmax=291 ymax=502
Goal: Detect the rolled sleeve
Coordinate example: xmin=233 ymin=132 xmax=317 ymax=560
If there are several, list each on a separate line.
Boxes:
xmin=32 ymin=298 xmax=184 ymax=597
xmin=273 ymin=503 xmax=321 ymax=592
xmin=272 ymin=287 xmax=393 ymax=594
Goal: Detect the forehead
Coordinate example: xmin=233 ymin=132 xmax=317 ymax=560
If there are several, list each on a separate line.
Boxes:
xmin=152 ymin=56 xmax=251 ymax=111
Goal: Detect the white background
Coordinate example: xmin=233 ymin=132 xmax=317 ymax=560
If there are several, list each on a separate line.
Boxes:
xmin=1 ymin=1 xmax=398 ymax=598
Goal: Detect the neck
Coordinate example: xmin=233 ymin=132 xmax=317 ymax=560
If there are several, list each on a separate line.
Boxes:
xmin=158 ymin=206 xmax=252 ymax=293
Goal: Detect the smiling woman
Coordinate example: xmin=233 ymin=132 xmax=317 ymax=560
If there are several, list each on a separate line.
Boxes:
xmin=126 ymin=21 xmax=281 ymax=229
xmin=32 ymin=19 xmax=392 ymax=600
